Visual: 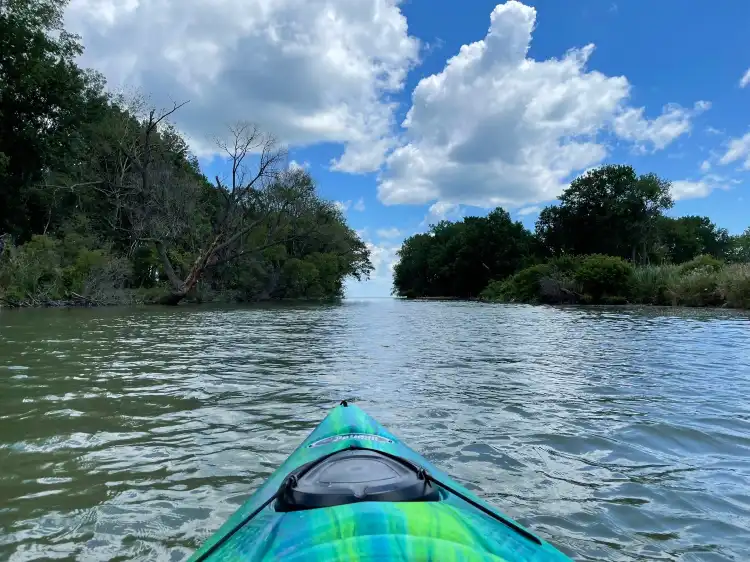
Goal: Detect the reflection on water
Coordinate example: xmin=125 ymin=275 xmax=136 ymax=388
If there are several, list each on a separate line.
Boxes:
xmin=1 ymin=301 xmax=749 ymax=561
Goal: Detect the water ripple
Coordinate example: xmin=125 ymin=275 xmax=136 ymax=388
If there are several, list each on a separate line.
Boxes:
xmin=1 ymin=301 xmax=749 ymax=561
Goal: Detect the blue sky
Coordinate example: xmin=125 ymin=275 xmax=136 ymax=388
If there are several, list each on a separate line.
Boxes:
xmin=66 ymin=0 xmax=750 ymax=297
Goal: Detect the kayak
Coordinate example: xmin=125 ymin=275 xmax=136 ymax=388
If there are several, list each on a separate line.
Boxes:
xmin=188 ymin=401 xmax=573 ymax=561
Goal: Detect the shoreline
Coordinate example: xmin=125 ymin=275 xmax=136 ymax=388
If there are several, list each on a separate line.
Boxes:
xmin=399 ymin=296 xmax=749 ymax=310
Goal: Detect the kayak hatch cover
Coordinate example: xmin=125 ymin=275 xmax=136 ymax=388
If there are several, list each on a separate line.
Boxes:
xmin=188 ymin=401 xmax=573 ymax=561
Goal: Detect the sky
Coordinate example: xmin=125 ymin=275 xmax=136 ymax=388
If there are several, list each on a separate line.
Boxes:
xmin=63 ymin=0 xmax=750 ymax=297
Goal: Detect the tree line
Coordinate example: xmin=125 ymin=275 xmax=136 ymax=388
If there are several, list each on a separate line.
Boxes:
xmin=0 ymin=0 xmax=372 ymax=306
xmin=393 ymin=164 xmax=750 ymax=306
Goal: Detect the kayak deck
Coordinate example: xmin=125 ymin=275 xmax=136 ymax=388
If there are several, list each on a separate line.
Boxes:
xmin=188 ymin=402 xmax=572 ymax=561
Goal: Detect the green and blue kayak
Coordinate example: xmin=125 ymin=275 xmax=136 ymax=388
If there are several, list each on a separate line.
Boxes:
xmin=188 ymin=402 xmax=573 ymax=561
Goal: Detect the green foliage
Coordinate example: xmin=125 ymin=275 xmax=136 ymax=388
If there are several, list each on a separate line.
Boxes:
xmin=667 ymin=268 xmax=722 ymax=307
xmin=656 ymin=216 xmax=731 ymax=263
xmin=480 ymin=260 xmax=583 ymax=304
xmin=480 ymin=264 xmax=554 ymax=303
xmin=0 ymin=235 xmax=64 ymax=301
xmin=717 ymin=264 xmax=750 ymax=309
xmin=630 ymin=265 xmax=679 ymax=305
xmin=393 ymin=208 xmax=533 ymax=298
xmin=535 ymin=165 xmax=673 ymax=262
xmin=0 ymin=3 xmax=371 ymax=307
xmin=727 ymin=228 xmax=750 ymax=263
xmin=0 ymin=233 xmax=132 ymax=304
xmin=574 ymin=255 xmax=634 ymax=302
xmin=678 ymin=254 xmax=724 ymax=274
xmin=0 ymin=0 xmax=108 ymax=239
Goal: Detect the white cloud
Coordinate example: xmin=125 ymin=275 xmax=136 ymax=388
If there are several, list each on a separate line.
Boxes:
xmin=345 ymin=239 xmax=401 ymax=297
xmin=64 ymin=0 xmax=419 ymax=170
xmin=377 ymin=1 xmax=709 ymax=209
xmin=612 ymin=101 xmax=709 ymax=151
xmin=334 ymin=197 xmax=365 ymax=213
xmin=700 ymin=160 xmax=711 ymax=172
xmin=719 ymin=132 xmax=750 ymax=170
xmin=288 ymin=159 xmax=309 ymax=171
xmin=671 ymin=173 xmax=731 ymax=201
xmin=706 ymin=126 xmax=724 ymax=136
xmin=376 ymin=227 xmax=402 ymax=239
xmin=422 ymin=201 xmax=464 ymax=226
xmin=671 ymin=180 xmax=714 ymax=200
xmin=740 ymin=68 xmax=750 ymax=88
xmin=517 ymin=205 xmax=541 ymax=216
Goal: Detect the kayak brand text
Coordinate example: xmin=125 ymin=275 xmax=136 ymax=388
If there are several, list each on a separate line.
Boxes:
xmin=308 ymin=434 xmax=394 ymax=448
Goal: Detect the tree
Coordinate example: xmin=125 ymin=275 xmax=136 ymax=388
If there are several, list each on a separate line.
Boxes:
xmin=98 ymin=102 xmax=349 ymax=304
xmin=535 ymin=165 xmax=673 ymax=263
xmin=0 ymin=1 xmax=372 ymax=307
xmin=392 ymin=208 xmax=533 ymax=298
xmin=655 ymin=215 xmax=732 ymax=263
xmin=728 ymin=227 xmax=750 ymax=263
xmin=0 ymin=0 xmax=108 ymax=239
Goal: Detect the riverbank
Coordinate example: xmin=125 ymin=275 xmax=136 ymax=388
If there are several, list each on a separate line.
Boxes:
xmin=480 ymin=255 xmax=750 ymax=309
xmin=0 ymin=289 xmax=343 ymax=309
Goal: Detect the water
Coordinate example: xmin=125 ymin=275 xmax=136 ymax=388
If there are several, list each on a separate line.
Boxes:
xmin=1 ymin=301 xmax=749 ymax=561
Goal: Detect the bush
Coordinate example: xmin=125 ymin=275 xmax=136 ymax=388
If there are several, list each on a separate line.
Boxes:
xmin=574 ymin=254 xmax=634 ymax=303
xmin=0 ymin=235 xmax=65 ymax=302
xmin=631 ymin=264 xmax=680 ymax=305
xmin=0 ymin=234 xmax=133 ymax=305
xmin=667 ymin=267 xmax=722 ymax=307
xmin=717 ymin=264 xmax=750 ymax=309
xmin=479 ymin=253 xmax=750 ymax=309
xmin=481 ymin=264 xmax=554 ymax=303
xmin=679 ymin=254 xmax=723 ymax=275
xmin=547 ymin=255 xmax=583 ymax=275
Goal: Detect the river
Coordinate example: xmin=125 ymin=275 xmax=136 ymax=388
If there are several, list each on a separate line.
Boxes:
xmin=1 ymin=300 xmax=749 ymax=561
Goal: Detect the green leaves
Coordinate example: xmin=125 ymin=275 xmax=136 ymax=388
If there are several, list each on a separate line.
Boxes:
xmin=392 ymin=208 xmax=533 ymax=298
xmin=0 ymin=0 xmax=107 ymax=239
xmin=536 ymin=164 xmax=673 ymax=262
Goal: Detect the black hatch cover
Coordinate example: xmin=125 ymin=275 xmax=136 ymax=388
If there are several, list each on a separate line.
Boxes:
xmin=275 ymin=449 xmax=440 ymax=511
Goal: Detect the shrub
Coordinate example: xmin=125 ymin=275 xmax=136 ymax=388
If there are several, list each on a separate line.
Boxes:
xmin=667 ymin=267 xmax=722 ymax=307
xmin=548 ymin=255 xmax=582 ymax=276
xmin=574 ymin=254 xmax=634 ymax=303
xmin=717 ymin=264 xmax=750 ymax=309
xmin=631 ymin=264 xmax=680 ymax=305
xmin=0 ymin=235 xmax=65 ymax=302
xmin=679 ymin=254 xmax=723 ymax=275
xmin=481 ymin=264 xmax=554 ymax=303
xmin=0 ymin=235 xmax=133 ymax=305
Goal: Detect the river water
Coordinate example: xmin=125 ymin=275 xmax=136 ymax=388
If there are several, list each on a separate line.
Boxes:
xmin=1 ymin=300 xmax=749 ymax=561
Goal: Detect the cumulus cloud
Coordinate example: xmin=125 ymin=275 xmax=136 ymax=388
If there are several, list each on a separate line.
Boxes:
xmin=376 ymin=227 xmax=402 ymax=239
xmin=613 ymin=101 xmax=709 ymax=151
xmin=377 ymin=1 xmax=709 ymax=208
xmin=422 ymin=201 xmax=464 ymax=226
xmin=517 ymin=205 xmax=541 ymax=216
xmin=334 ymin=196 xmax=366 ymax=212
xmin=740 ymin=68 xmax=750 ymax=88
xmin=288 ymin=159 xmax=309 ymax=171
xmin=64 ymin=0 xmax=419 ymax=169
xmin=719 ymin=132 xmax=750 ymax=170
xmin=671 ymin=174 xmax=732 ymax=201
xmin=345 ymin=238 xmax=401 ymax=297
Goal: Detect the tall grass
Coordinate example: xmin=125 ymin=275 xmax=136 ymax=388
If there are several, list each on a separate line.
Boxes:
xmin=631 ymin=264 xmax=680 ymax=305
xmin=481 ymin=254 xmax=750 ymax=309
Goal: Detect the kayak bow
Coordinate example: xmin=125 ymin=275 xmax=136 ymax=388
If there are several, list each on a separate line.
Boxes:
xmin=188 ymin=401 xmax=573 ymax=561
